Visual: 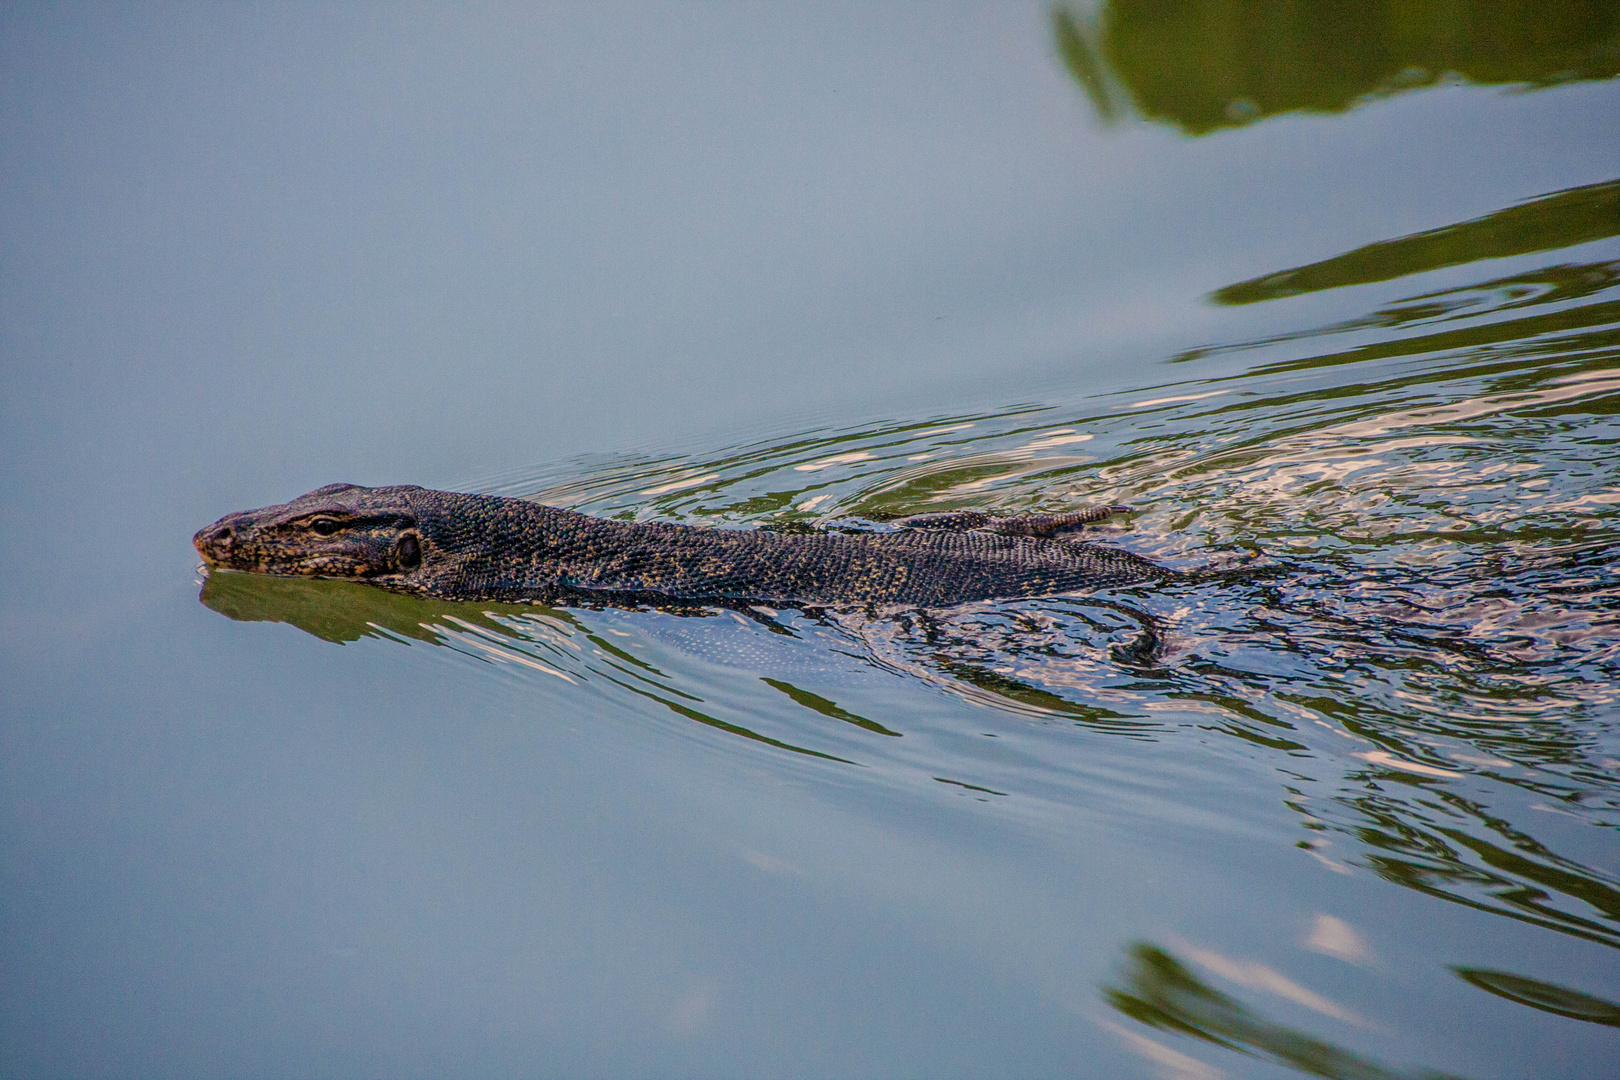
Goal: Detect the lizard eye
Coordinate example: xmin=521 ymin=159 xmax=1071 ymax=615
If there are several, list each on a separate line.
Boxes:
xmin=395 ymin=532 xmax=422 ymax=570
xmin=310 ymin=518 xmax=342 ymax=536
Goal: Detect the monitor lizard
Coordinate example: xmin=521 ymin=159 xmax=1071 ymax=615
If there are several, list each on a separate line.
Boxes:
xmin=194 ymin=483 xmax=1172 ymax=608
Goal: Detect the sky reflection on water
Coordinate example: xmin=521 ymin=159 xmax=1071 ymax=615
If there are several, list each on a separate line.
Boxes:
xmin=3 ymin=3 xmax=1619 ymax=1078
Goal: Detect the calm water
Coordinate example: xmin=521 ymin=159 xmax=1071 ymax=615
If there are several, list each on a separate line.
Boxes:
xmin=3 ymin=4 xmax=1618 ymax=1078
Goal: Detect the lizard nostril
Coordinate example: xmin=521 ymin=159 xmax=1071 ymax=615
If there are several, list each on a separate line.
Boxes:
xmin=194 ymin=523 xmax=233 ymax=556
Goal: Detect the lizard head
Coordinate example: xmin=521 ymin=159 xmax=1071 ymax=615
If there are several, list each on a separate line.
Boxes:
xmin=194 ymin=483 xmax=428 ymax=581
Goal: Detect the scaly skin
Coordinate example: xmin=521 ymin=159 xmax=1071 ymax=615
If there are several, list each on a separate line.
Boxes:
xmin=193 ymin=483 xmax=1170 ymax=607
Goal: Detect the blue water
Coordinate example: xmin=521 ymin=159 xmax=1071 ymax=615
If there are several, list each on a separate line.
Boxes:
xmin=3 ymin=4 xmax=1618 ymax=1077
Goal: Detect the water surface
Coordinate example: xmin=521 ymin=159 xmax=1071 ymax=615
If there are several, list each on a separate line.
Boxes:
xmin=3 ymin=3 xmax=1617 ymax=1078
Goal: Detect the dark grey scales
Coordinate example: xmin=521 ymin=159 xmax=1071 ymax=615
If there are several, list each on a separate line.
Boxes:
xmin=194 ymin=484 xmax=1171 ymax=607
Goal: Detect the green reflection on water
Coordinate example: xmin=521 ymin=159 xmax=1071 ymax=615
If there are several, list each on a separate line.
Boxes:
xmin=761 ymin=677 xmax=901 ymax=736
xmin=604 ymin=670 xmax=856 ymax=764
xmin=1453 ymin=967 xmax=1620 ymax=1026
xmin=936 ymin=659 xmax=1151 ymax=728
xmin=201 ymin=310 xmax=1620 ymax=974
xmin=199 ymin=570 xmax=855 ymax=763
xmin=1181 ymin=261 xmax=1620 ymax=365
xmin=1342 ymin=783 xmax=1620 ymax=950
xmin=1214 ymin=180 xmax=1620 ymax=305
xmin=1105 ymin=942 xmax=1470 ymax=1079
xmin=199 ymin=567 xmax=528 ymax=645
xmin=1055 ymin=1 xmax=1620 ymax=136
xmin=1245 ymin=297 xmax=1618 ymax=379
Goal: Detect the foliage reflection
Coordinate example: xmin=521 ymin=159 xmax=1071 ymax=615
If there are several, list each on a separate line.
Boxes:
xmin=200 ymin=252 xmax=1620 ymax=972
xmin=1105 ymin=942 xmax=1469 ymax=1079
xmin=1055 ymin=1 xmax=1620 ymax=135
xmin=1212 ymin=180 xmax=1620 ymax=305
